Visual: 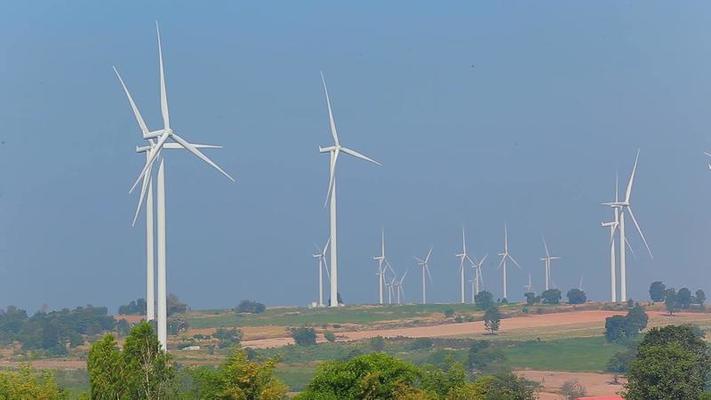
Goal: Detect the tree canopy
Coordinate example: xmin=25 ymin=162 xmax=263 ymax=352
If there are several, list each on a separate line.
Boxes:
xmin=566 ymin=288 xmax=586 ymax=305
xmin=649 ymin=281 xmax=666 ymax=302
xmin=541 ymin=289 xmax=561 ymax=304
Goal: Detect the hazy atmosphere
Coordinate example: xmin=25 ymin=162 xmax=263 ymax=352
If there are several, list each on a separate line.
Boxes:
xmin=2 ymin=1 xmax=711 ymax=311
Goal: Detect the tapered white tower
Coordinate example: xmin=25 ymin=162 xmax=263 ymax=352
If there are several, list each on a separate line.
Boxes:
xmin=540 ymin=236 xmax=560 ymax=291
xmin=455 ymin=228 xmax=474 ymax=304
xmin=416 ymin=249 xmax=433 ymax=304
xmin=319 ymin=73 xmax=381 ymax=308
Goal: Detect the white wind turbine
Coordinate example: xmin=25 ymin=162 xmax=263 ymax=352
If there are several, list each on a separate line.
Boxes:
xmin=601 ymin=175 xmax=620 ymax=302
xmin=394 ymin=269 xmax=408 ymax=304
xmin=470 ymin=255 xmax=487 ymax=303
xmin=319 ymin=72 xmax=381 ymax=308
xmin=119 ymin=23 xmax=235 ymax=350
xmin=373 ymin=229 xmax=394 ymax=305
xmin=603 ymin=150 xmax=652 ymax=302
xmin=497 ymin=225 xmax=521 ymax=300
xmin=524 ymin=272 xmax=534 ymax=293
xmin=312 ymin=239 xmax=330 ymax=307
xmin=114 ymin=68 xmax=221 ymax=324
xmin=415 ymin=248 xmax=433 ymax=304
xmin=455 ymin=228 xmax=474 ymax=304
xmin=540 ymin=236 xmax=560 ymax=291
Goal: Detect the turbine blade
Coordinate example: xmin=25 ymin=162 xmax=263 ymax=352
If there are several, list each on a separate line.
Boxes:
xmin=130 ymin=132 xmax=169 ymax=193
xmin=324 ymin=149 xmax=339 ymax=207
xmin=425 ymin=248 xmax=432 ymax=263
xmin=509 ymin=254 xmax=523 ymax=270
xmin=425 ymin=265 xmax=433 ymax=282
xmin=320 ymin=71 xmax=339 ymax=146
xmin=340 ymin=147 xmax=382 ymax=166
xmin=542 ymin=235 xmax=550 ymax=258
xmin=625 ymin=236 xmax=637 ymax=260
xmin=132 ymin=166 xmax=153 ymax=226
xmin=170 ymin=133 xmax=235 ymax=182
xmin=627 ymin=207 xmax=653 ymax=258
xmin=323 ymin=237 xmax=331 ymax=255
xmin=625 ymin=149 xmax=640 ymax=203
xmin=156 ymin=22 xmax=170 ymax=130
xmin=163 ymin=143 xmax=222 ymax=150
xmin=113 ymin=67 xmax=149 ymax=135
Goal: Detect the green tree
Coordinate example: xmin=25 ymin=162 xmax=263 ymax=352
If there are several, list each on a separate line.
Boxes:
xmin=483 ymin=307 xmax=501 ymax=335
xmin=695 ymin=289 xmax=706 ymax=306
xmin=236 ymin=300 xmax=266 ymax=314
xmin=523 ymin=292 xmax=538 ymax=306
xmin=213 ymin=328 xmax=243 ymax=349
xmin=560 ymin=380 xmax=586 ymax=400
xmin=474 ymin=291 xmax=494 ymax=310
xmin=624 ymin=325 xmax=711 ymax=400
xmin=88 ymin=322 xmax=175 ymax=400
xmin=0 ymin=365 xmax=66 ymax=400
xmin=166 ymin=294 xmax=188 ymax=316
xmin=649 ymin=281 xmax=666 ymax=302
xmin=664 ymin=288 xmax=679 ymax=315
xmin=566 ymin=289 xmax=586 ymax=305
xmin=472 ymin=372 xmax=538 ymax=399
xmin=604 ymin=315 xmax=627 ymax=342
xmin=296 ymin=353 xmax=422 ymax=400
xmin=289 ymin=327 xmax=317 ymax=346
xmin=189 ymin=347 xmax=287 ymax=399
xmin=677 ymin=288 xmax=692 ymax=309
xmin=541 ymin=289 xmax=561 ymax=304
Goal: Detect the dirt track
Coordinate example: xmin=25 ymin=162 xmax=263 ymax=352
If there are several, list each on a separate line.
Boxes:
xmin=241 ymin=310 xmax=626 ymax=349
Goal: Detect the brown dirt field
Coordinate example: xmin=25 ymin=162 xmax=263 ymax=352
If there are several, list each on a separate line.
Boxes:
xmin=114 ymin=314 xmax=144 ymax=324
xmin=240 ymin=310 xmax=709 ymax=349
xmin=241 ymin=310 xmax=626 ymax=348
xmin=185 ymin=325 xmax=288 ymax=341
xmin=0 ymin=359 xmax=86 ymax=370
xmin=517 ymin=370 xmax=625 ymax=400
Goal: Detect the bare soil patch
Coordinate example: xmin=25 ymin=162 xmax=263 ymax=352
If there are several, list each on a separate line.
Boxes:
xmin=517 ymin=370 xmax=625 ymax=400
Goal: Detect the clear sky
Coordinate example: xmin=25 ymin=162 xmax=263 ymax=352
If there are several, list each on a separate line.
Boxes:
xmin=1 ymin=1 xmax=711 ymax=312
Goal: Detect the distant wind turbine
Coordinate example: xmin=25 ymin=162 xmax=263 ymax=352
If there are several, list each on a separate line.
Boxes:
xmin=416 ymin=248 xmax=433 ymax=304
xmin=524 ymin=272 xmax=534 ymax=293
xmin=394 ymin=269 xmax=408 ymax=304
xmin=602 ymin=150 xmax=652 ymax=302
xmin=455 ymin=228 xmax=474 ymax=303
xmin=497 ymin=225 xmax=521 ymax=300
xmin=601 ymin=174 xmax=620 ymax=302
xmin=540 ymin=236 xmax=560 ymax=291
xmin=373 ymin=229 xmax=393 ymax=305
xmin=312 ymin=239 xmax=330 ymax=307
xmin=319 ymin=72 xmax=381 ymax=308
xmin=470 ymin=255 xmax=487 ymax=303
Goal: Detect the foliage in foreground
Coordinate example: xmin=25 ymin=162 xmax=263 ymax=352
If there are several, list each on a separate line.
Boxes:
xmin=187 ymin=347 xmax=287 ymax=399
xmin=604 ymin=304 xmax=648 ymax=343
xmin=0 ymin=365 xmax=66 ymax=400
xmin=295 ymin=352 xmax=537 ymax=400
xmin=624 ymin=325 xmax=711 ymax=400
xmin=88 ymin=322 xmax=175 ymax=399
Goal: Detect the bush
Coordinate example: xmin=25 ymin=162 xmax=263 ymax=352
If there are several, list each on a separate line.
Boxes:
xmin=290 ymin=327 xmax=317 ymax=346
xmin=236 ymin=300 xmax=266 ymax=314
xmin=541 ymin=289 xmax=562 ymax=304
xmin=167 ymin=316 xmax=189 ymax=335
xmin=560 ymin=379 xmax=586 ymax=399
xmin=323 ymin=331 xmax=336 ymax=343
xmin=0 ymin=365 xmax=65 ymax=399
xmin=118 ymin=298 xmax=147 ymax=316
xmin=212 ymin=328 xmax=243 ymax=348
xmin=566 ymin=288 xmax=587 ymax=304
xmin=443 ymin=308 xmax=455 ymax=318
xmin=166 ymin=294 xmax=188 ymax=316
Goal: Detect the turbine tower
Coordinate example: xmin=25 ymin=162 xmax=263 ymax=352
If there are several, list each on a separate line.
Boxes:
xmin=119 ymin=23 xmax=235 ymax=350
xmin=601 ymin=174 xmax=619 ymax=302
xmin=455 ymin=228 xmax=474 ymax=304
xmin=319 ymin=72 xmax=381 ymax=308
xmin=540 ymin=236 xmax=560 ymax=291
xmin=470 ymin=255 xmax=487 ymax=303
xmin=415 ymin=248 xmax=433 ymax=304
xmin=524 ymin=272 xmax=534 ymax=293
xmin=603 ymin=150 xmax=652 ymax=302
xmin=312 ymin=239 xmax=330 ymax=307
xmin=497 ymin=225 xmax=521 ymax=300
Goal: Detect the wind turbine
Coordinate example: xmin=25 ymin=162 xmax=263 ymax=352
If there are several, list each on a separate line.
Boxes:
xmin=312 ymin=239 xmax=330 ymax=307
xmin=455 ymin=228 xmax=474 ymax=304
xmin=119 ymin=23 xmax=235 ymax=350
xmin=373 ymin=229 xmax=391 ymax=305
xmin=319 ymin=72 xmax=381 ymax=308
xmin=415 ymin=248 xmax=433 ymax=304
xmin=497 ymin=225 xmax=521 ymax=300
xmin=394 ymin=270 xmax=408 ymax=304
xmin=540 ymin=236 xmax=560 ymax=291
xmin=470 ymin=255 xmax=486 ymax=303
xmin=113 ymin=68 xmax=222 ymax=324
xmin=601 ymin=174 xmax=619 ymax=302
xmin=524 ymin=272 xmax=534 ymax=293
xmin=602 ymin=150 xmax=652 ymax=302
xmin=578 ymin=274 xmax=584 ymax=291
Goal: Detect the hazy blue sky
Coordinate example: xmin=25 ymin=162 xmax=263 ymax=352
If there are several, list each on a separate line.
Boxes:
xmin=1 ymin=1 xmax=711 ymax=312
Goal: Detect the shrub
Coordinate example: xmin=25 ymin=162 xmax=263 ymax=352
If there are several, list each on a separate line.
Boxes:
xmin=369 ymin=336 xmax=386 ymax=351
xmin=236 ymin=300 xmax=266 ymax=314
xmin=323 ymin=331 xmax=336 ymax=343
xmin=212 ymin=328 xmax=243 ymax=348
xmin=560 ymin=379 xmax=586 ymax=400
xmin=290 ymin=327 xmax=317 ymax=346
